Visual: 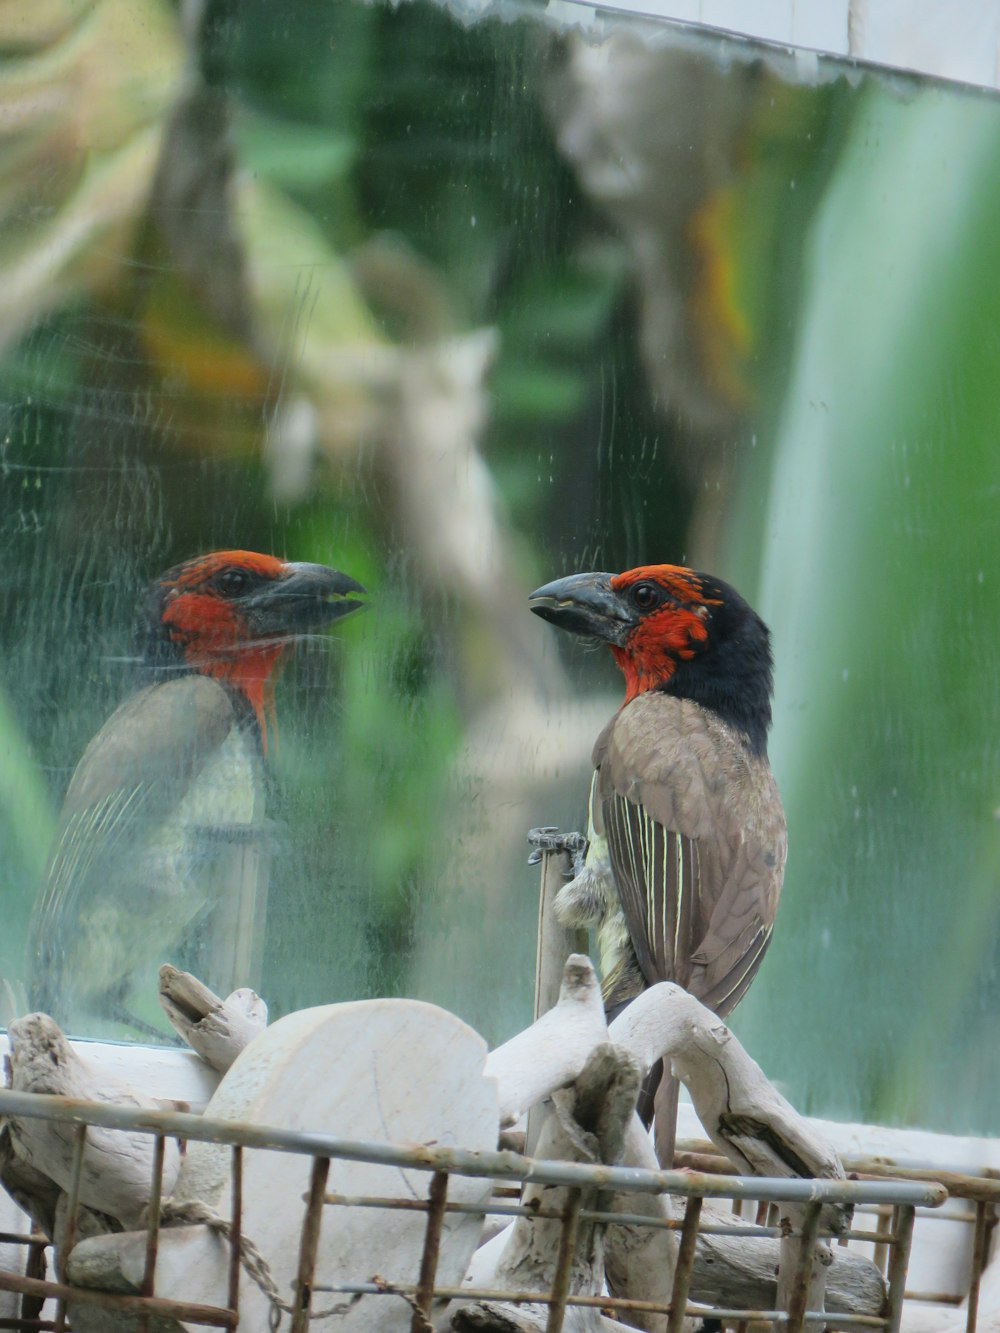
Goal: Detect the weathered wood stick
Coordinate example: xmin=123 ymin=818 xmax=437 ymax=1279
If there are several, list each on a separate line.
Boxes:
xmin=454 ymin=1043 xmax=642 ymax=1332
xmin=157 ymin=964 xmax=267 ymax=1072
xmin=528 ymin=843 xmax=588 ymax=1156
xmin=484 ymin=955 xmax=607 ymax=1127
xmin=5 ymin=1013 xmax=180 ymax=1229
xmin=608 ymin=984 xmax=849 ymax=1224
xmin=603 ymin=1116 xmax=675 ymax=1332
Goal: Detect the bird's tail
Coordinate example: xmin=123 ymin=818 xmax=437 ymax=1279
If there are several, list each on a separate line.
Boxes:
xmin=652 ymin=1070 xmax=680 ymax=1168
xmin=633 ymin=1060 xmax=680 ymax=1168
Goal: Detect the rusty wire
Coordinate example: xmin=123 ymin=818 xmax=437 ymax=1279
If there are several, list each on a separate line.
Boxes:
xmin=0 ymin=1085 xmax=968 ymax=1333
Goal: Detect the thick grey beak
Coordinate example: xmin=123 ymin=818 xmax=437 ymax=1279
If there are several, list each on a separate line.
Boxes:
xmin=247 ymin=562 xmax=367 ymax=635
xmin=528 ymin=571 xmax=632 ymax=646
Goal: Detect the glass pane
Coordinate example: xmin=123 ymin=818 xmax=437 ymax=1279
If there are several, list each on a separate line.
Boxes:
xmin=1 ymin=0 xmax=998 ymax=1136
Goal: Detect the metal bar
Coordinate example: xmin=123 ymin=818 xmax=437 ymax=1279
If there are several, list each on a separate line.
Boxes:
xmin=137 ymin=1133 xmax=167 ymax=1333
xmin=966 ymin=1201 xmax=990 ymax=1333
xmin=851 ymin=1165 xmax=1000 ymax=1205
xmin=0 ymin=1089 xmax=947 ymax=1207
xmin=227 ymin=1145 xmax=243 ymax=1320
xmin=784 ymin=1203 xmax=823 ymax=1333
xmin=529 ymin=845 xmax=587 ymax=1154
xmin=411 ymin=1171 xmax=448 ymax=1332
xmin=19 ymin=1231 xmax=48 ymax=1333
xmin=290 ymin=1156 xmax=330 ymax=1333
xmin=546 ymin=1189 xmax=583 ymax=1333
xmin=668 ymin=1194 xmax=702 ymax=1333
xmin=677 ymin=1141 xmax=1000 ymax=1204
xmin=313 ymin=1279 xmax=891 ymax=1327
xmin=884 ymin=1205 xmax=916 ymax=1333
xmin=53 ymin=1122 xmax=87 ymax=1333
xmin=873 ymin=1206 xmax=893 ymax=1277
xmin=0 ymin=1269 xmax=237 ymax=1326
xmin=320 ymin=1190 xmax=890 ymax=1243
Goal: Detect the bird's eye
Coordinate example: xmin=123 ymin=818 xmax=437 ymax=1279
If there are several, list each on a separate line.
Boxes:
xmin=216 ymin=569 xmax=249 ymax=597
xmin=631 ymin=582 xmax=660 ymax=612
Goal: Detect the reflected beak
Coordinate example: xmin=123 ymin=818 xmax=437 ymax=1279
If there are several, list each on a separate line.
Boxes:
xmin=246 ymin=562 xmax=367 ymax=636
xmin=528 ymin=571 xmax=633 ymax=647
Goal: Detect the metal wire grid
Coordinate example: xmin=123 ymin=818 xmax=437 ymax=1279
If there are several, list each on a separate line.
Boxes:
xmin=674 ymin=1139 xmax=1000 ymax=1331
xmin=0 ymin=1087 xmax=948 ymax=1333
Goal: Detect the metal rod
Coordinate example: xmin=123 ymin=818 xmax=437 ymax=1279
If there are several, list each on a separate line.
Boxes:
xmin=53 ymin=1122 xmax=87 ymax=1333
xmin=19 ymin=1229 xmax=48 ymax=1333
xmin=290 ymin=1156 xmax=330 ymax=1333
xmin=0 ymin=1269 xmax=237 ymax=1326
xmin=667 ymin=1194 xmax=703 ymax=1333
xmin=884 ymin=1205 xmax=916 ymax=1333
xmin=677 ymin=1142 xmax=1000 ymax=1204
xmin=137 ymin=1134 xmax=167 ymax=1333
xmin=784 ymin=1203 xmax=823 ymax=1333
xmin=546 ymin=1189 xmax=583 ymax=1333
xmin=528 ymin=845 xmax=588 ymax=1155
xmin=312 ymin=1278 xmax=891 ymax=1327
xmin=966 ymin=1201 xmax=990 ymax=1333
xmin=0 ymin=1089 xmax=946 ymax=1208
xmin=227 ymin=1145 xmax=243 ymax=1320
xmin=411 ymin=1172 xmax=449 ymax=1332
xmin=873 ymin=1206 xmax=893 ymax=1276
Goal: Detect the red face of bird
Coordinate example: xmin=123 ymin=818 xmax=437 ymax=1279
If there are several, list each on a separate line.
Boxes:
xmin=144 ymin=550 xmax=366 ymax=736
xmin=529 ymin=564 xmax=737 ymax=704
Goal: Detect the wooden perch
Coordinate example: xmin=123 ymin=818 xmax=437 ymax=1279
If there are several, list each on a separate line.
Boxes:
xmin=5 ymin=1013 xmax=180 ymax=1229
xmin=608 ymin=984 xmax=849 ymax=1231
xmin=481 ymin=959 xmax=872 ymax=1330
xmin=609 ymin=982 xmax=849 ymax=1327
xmin=158 ymin=964 xmax=267 ymax=1072
xmin=602 ymin=1117 xmax=883 ymax=1329
xmin=454 ymin=1043 xmax=642 ymax=1332
xmin=484 ymin=955 xmax=607 ymax=1126
xmin=486 ymin=961 xmax=846 ymax=1226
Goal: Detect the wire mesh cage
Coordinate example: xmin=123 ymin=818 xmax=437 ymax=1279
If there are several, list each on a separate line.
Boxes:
xmin=0 ymin=1086 xmax=962 ymax=1333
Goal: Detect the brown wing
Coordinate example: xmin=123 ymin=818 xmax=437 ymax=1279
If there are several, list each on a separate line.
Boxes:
xmin=30 ymin=675 xmax=245 ymax=1022
xmin=594 ymin=691 xmax=786 ymax=1018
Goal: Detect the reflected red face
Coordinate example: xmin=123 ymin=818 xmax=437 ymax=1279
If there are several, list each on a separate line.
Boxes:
xmin=609 ymin=565 xmax=722 ymax=702
xmin=157 ymin=551 xmax=292 ymax=745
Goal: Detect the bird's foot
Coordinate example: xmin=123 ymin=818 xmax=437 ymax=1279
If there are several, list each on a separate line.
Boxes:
xmin=527 ymin=827 xmax=589 ymax=876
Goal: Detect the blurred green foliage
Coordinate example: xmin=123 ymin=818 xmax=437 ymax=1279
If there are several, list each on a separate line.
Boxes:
xmin=733 ymin=82 xmax=1000 ymax=1133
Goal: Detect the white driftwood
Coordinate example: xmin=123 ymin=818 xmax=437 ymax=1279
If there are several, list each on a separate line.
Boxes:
xmin=482 ymin=961 xmax=863 ymax=1328
xmin=157 ymin=964 xmax=267 ymax=1072
xmin=603 ymin=1115 xmax=676 ymax=1332
xmin=453 ymin=1043 xmax=642 ymax=1332
xmin=605 ymin=1117 xmax=882 ymax=1324
xmin=5 ymin=1014 xmax=180 ymax=1229
xmin=68 ymin=999 xmax=499 ymax=1333
xmin=484 ymin=954 xmax=607 ymax=1126
xmin=608 ymin=985 xmax=849 ymax=1223
xmin=611 ymin=984 xmax=848 ymax=1325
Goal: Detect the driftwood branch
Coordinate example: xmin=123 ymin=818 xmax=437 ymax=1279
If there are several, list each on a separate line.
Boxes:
xmin=158 ymin=964 xmax=267 ymax=1072
xmin=484 ymin=955 xmax=607 ymax=1127
xmin=454 ymin=1044 xmax=641 ymax=1332
xmin=608 ymin=984 xmax=850 ymax=1227
xmin=4 ymin=1014 xmax=180 ymax=1229
xmin=482 ymin=960 xmax=877 ymax=1326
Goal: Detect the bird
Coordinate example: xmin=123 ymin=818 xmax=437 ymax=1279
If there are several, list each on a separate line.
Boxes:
xmin=529 ymin=563 xmax=786 ymax=1166
xmin=29 ymin=550 xmax=366 ymax=1038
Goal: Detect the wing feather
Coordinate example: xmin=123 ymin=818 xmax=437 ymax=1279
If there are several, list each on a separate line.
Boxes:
xmin=595 ymin=691 xmax=786 ymax=1017
xmin=29 ymin=676 xmax=244 ymax=1024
